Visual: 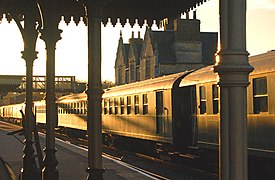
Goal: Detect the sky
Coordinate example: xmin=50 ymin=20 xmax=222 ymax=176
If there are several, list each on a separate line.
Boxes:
xmin=0 ymin=0 xmax=275 ymax=82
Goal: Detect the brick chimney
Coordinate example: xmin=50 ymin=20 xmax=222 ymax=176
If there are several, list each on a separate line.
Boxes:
xmin=128 ymin=31 xmax=143 ymax=44
xmin=173 ymin=12 xmax=202 ymax=65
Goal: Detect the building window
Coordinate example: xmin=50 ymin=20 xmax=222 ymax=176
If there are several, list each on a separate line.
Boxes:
xmin=125 ymin=69 xmax=129 ymax=84
xmin=136 ymin=66 xmax=140 ymax=81
xmin=118 ymin=67 xmax=122 ymax=85
xmin=131 ymin=64 xmax=135 ymax=81
xmin=145 ymin=59 xmax=150 ymax=79
xmin=120 ymin=97 xmax=125 ymax=115
xmin=127 ymin=96 xmax=131 ymax=114
xmin=109 ymin=99 xmax=113 ymax=115
xmin=199 ymin=86 xmax=206 ymax=114
xmin=103 ymin=99 xmax=107 ymax=115
xmin=114 ymin=98 xmax=118 ymax=115
xmin=253 ymin=77 xmax=268 ymax=114
xmin=134 ymin=95 xmax=139 ymax=114
xmin=212 ymin=84 xmax=219 ymax=114
xmin=142 ymin=94 xmax=148 ymax=114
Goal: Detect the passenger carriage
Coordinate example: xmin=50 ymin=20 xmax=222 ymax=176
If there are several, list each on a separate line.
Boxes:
xmin=178 ymin=51 xmax=275 ymax=158
xmin=102 ymin=71 xmax=192 ymax=151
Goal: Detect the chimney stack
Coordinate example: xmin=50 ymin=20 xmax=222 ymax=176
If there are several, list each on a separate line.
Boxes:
xmin=186 ymin=11 xmax=189 ymax=19
xmin=193 ymin=10 xmax=197 ymax=19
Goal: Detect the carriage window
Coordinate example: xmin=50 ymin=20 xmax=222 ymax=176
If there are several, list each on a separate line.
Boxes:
xmin=58 ymin=104 xmax=63 ymax=114
xmin=142 ymin=94 xmax=148 ymax=114
xmin=84 ymin=102 xmax=87 ymax=114
xmin=134 ymin=95 xmax=139 ymax=114
xmin=253 ymin=77 xmax=268 ymax=114
xmin=199 ymin=86 xmax=206 ymax=114
xmin=127 ymin=96 xmax=131 ymax=114
xmin=76 ymin=103 xmax=80 ymax=114
xmin=74 ymin=103 xmax=77 ymax=114
xmin=120 ymin=97 xmax=125 ymax=114
xmin=63 ymin=104 xmax=66 ymax=114
xmin=212 ymin=85 xmax=219 ymax=114
xmin=66 ymin=104 xmax=69 ymax=114
xmin=103 ymin=99 xmax=108 ymax=115
xmin=114 ymin=98 xmax=118 ymax=115
xmin=68 ymin=103 xmax=72 ymax=114
xmin=72 ymin=103 xmax=75 ymax=114
xmin=109 ymin=99 xmax=113 ymax=115
xmin=80 ymin=102 xmax=83 ymax=114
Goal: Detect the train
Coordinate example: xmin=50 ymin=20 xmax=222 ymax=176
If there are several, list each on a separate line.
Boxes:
xmin=1 ymin=51 xmax=275 ymax=160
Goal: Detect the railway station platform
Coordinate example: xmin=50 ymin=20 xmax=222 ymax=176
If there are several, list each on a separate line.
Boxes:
xmin=0 ymin=121 xmax=152 ymax=180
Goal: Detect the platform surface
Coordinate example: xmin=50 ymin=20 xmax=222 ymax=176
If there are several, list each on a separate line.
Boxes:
xmin=0 ymin=121 xmax=153 ymax=179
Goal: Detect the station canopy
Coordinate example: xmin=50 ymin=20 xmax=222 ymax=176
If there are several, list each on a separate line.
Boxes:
xmin=0 ymin=0 xmax=208 ymax=26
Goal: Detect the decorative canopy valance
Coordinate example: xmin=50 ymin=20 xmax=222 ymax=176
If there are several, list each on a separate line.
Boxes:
xmin=0 ymin=0 xmax=208 ymax=26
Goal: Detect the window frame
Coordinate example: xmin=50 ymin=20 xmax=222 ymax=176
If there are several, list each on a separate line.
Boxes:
xmin=253 ymin=77 xmax=268 ymax=114
xmin=142 ymin=94 xmax=148 ymax=115
xmin=127 ymin=96 xmax=131 ymax=115
xmin=120 ymin=97 xmax=125 ymax=115
xmin=199 ymin=86 xmax=206 ymax=114
xmin=134 ymin=95 xmax=139 ymax=114
xmin=212 ymin=84 xmax=219 ymax=114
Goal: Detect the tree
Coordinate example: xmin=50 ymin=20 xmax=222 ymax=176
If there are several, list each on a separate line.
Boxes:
xmin=102 ymin=80 xmax=115 ymax=89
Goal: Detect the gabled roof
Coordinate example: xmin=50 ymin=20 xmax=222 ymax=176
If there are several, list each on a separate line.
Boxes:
xmin=128 ymin=37 xmax=143 ymax=65
xmin=141 ymin=28 xmax=176 ymax=64
xmin=115 ymin=36 xmax=130 ymax=67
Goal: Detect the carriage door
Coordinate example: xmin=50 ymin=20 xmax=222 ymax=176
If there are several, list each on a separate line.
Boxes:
xmin=156 ymin=91 xmax=164 ymax=135
xmin=174 ymin=85 xmax=197 ymax=149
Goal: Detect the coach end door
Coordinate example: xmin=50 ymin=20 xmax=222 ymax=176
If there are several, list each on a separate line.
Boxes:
xmin=156 ymin=91 xmax=164 ymax=135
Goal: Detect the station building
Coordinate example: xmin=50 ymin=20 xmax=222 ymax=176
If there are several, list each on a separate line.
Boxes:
xmin=115 ymin=16 xmax=218 ymax=85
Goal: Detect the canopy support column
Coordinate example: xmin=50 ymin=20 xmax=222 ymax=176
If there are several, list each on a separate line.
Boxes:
xmin=85 ymin=1 xmax=105 ymax=179
xmin=20 ymin=2 xmax=40 ymax=178
xmin=215 ymin=0 xmax=253 ymax=179
xmin=40 ymin=18 xmax=62 ymax=180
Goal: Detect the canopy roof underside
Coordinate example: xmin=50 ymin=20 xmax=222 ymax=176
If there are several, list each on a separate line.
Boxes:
xmin=0 ymin=0 xmax=208 ymax=26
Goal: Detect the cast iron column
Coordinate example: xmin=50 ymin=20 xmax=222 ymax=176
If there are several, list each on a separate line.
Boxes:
xmin=215 ymin=0 xmax=253 ymax=179
xmin=40 ymin=18 xmax=62 ymax=180
xmin=85 ymin=1 xmax=105 ymax=179
xmin=20 ymin=1 xmax=40 ymax=179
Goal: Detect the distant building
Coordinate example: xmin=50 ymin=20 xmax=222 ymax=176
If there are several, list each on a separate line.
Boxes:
xmin=115 ymin=16 xmax=218 ymax=85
